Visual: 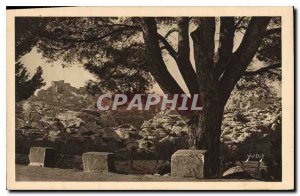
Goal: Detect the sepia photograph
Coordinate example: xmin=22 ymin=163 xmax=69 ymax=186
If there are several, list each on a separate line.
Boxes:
xmin=6 ymin=6 xmax=294 ymax=190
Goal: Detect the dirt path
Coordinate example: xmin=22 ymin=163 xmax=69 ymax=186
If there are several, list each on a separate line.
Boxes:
xmin=15 ymin=165 xmax=258 ymax=182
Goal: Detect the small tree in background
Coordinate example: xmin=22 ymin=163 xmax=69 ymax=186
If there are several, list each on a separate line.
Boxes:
xmin=15 ymin=62 xmax=45 ymax=102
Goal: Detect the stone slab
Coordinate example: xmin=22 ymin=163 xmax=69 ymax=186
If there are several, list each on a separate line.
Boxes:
xmin=171 ymin=150 xmax=207 ymax=178
xmin=28 ymin=147 xmax=56 ymax=167
xmin=82 ymin=152 xmax=115 ymax=172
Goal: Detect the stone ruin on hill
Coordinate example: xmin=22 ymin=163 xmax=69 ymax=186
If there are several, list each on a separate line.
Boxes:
xmin=32 ymin=80 xmax=97 ymax=111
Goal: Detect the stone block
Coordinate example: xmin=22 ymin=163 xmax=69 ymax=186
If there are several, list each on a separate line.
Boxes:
xmin=28 ymin=147 xmax=56 ymax=167
xmin=171 ymin=150 xmax=207 ymax=178
xmin=82 ymin=152 xmax=115 ymax=172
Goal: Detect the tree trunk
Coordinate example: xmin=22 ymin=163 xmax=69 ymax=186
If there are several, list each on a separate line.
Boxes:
xmin=187 ymin=93 xmax=225 ymax=177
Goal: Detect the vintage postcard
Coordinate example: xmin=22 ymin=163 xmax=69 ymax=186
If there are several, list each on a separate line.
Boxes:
xmin=6 ymin=7 xmax=294 ymax=190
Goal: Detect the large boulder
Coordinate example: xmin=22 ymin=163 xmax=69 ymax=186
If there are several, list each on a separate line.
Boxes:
xmin=114 ymin=124 xmax=140 ymax=140
xmin=28 ymin=147 xmax=56 ymax=167
xmin=221 ymin=100 xmax=282 ymax=147
xmin=55 ymin=111 xmax=83 ymax=128
xmin=137 ymin=139 xmax=154 ymax=149
xmin=171 ymin=150 xmax=207 ymax=178
xmin=138 ymin=110 xmax=189 ymax=153
xmin=48 ymin=130 xmax=61 ymax=142
xmin=223 ymin=165 xmax=244 ymax=176
xmin=222 ymin=166 xmax=253 ymax=179
xmin=82 ymin=152 xmax=115 ymax=172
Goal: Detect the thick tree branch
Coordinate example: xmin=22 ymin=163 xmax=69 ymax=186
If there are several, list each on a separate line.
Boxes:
xmin=220 ymin=17 xmax=271 ymax=104
xmin=191 ymin=17 xmax=218 ymax=99
xmin=157 ymin=33 xmax=178 ymax=61
xmin=177 ymin=17 xmax=199 ymax=94
xmin=215 ymin=17 xmax=235 ymax=78
xmin=233 ymin=17 xmax=272 ymax=69
xmin=243 ymin=63 xmax=281 ymax=76
xmin=141 ymin=17 xmax=184 ymax=95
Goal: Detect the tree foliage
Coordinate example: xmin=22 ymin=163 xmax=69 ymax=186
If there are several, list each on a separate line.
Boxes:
xmin=15 ymin=17 xmax=45 ymax=101
xmin=243 ymin=17 xmax=281 ymax=79
xmin=36 ymin=17 xmax=154 ymax=94
xmin=15 ymin=17 xmax=44 ymax=60
xmin=34 ymin=17 xmax=281 ymax=94
xmin=15 ymin=62 xmax=45 ymax=102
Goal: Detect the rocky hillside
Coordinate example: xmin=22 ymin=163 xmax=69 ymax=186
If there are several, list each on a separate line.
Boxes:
xmin=137 ymin=99 xmax=281 ymax=151
xmin=16 ymin=99 xmax=188 ymax=160
xmin=16 ymin=100 xmax=117 ymax=154
xmin=16 ymin=78 xmax=281 ymax=168
xmin=15 ymin=81 xmax=156 ymax=157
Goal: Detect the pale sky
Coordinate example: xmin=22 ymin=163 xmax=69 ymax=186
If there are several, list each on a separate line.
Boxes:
xmin=20 ymin=21 xmax=261 ymax=95
xmin=21 ymin=47 xmax=96 ymax=90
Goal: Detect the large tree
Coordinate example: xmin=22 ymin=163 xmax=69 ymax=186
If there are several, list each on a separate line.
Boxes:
xmin=33 ymin=16 xmax=281 ymax=177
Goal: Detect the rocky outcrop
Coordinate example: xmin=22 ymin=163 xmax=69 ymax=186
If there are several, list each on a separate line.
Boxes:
xmin=137 ymin=110 xmax=189 ymax=160
xmin=114 ymin=124 xmax=142 ymax=140
xmin=141 ymin=110 xmax=188 ymax=137
xmin=221 ymin=100 xmax=281 ymax=147
xmin=138 ymin=99 xmax=281 ymax=151
xmin=16 ymin=86 xmax=121 ymax=156
xmin=140 ymin=110 xmax=189 ymax=140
